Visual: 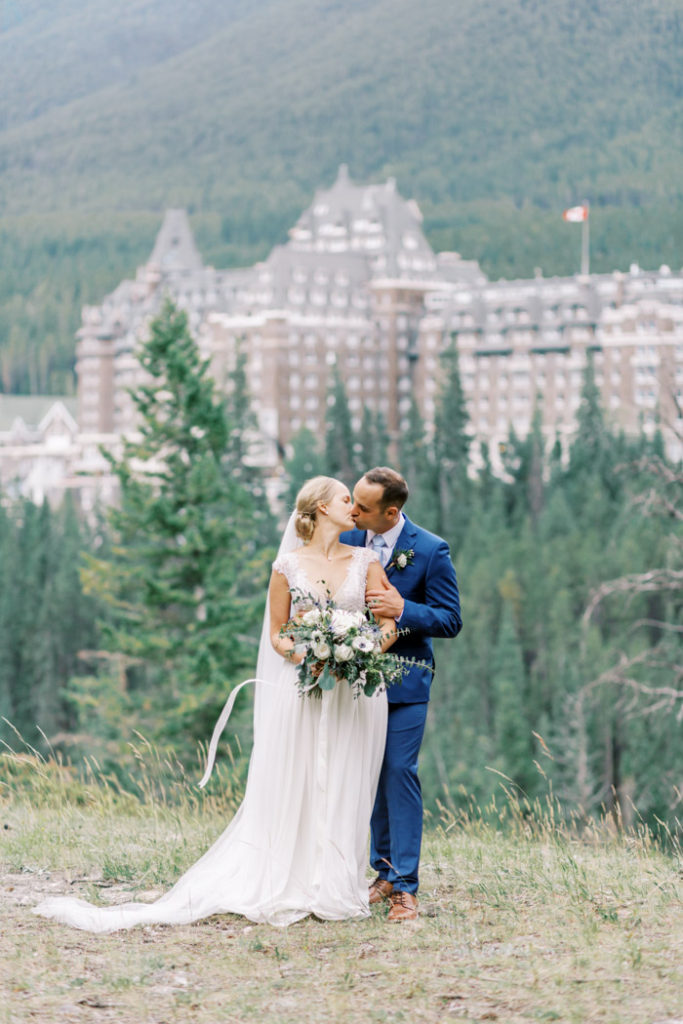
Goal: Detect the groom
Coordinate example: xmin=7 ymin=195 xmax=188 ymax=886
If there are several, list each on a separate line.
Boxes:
xmin=342 ymin=466 xmax=462 ymax=921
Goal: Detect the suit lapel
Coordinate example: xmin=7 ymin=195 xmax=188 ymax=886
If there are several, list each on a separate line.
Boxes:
xmin=385 ymin=516 xmax=419 ymax=578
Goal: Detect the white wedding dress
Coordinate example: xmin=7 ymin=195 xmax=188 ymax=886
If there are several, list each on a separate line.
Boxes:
xmin=33 ymin=545 xmax=387 ymax=932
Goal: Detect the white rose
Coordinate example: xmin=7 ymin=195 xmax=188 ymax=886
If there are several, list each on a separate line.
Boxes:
xmin=311 ymin=640 xmax=331 ymax=660
xmin=333 ymin=643 xmax=354 ymax=662
xmin=302 ymin=608 xmax=322 ymax=626
xmin=397 ymin=553 xmax=408 ymax=569
xmin=330 ymin=609 xmax=360 ymax=636
xmin=352 ymin=635 xmax=376 ymax=653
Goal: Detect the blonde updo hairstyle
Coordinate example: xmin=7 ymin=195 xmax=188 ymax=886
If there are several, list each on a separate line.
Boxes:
xmin=294 ymin=476 xmax=342 ymax=542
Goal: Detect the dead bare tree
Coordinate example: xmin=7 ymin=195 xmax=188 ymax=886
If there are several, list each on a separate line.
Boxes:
xmin=564 ymin=451 xmax=683 ymax=827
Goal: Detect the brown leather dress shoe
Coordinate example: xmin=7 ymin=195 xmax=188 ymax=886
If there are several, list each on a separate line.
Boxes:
xmin=387 ymin=890 xmax=418 ymax=921
xmin=368 ymin=878 xmax=394 ymax=904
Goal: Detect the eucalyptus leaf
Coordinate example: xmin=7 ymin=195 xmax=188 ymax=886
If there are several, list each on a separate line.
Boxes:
xmin=318 ymin=668 xmax=336 ymax=691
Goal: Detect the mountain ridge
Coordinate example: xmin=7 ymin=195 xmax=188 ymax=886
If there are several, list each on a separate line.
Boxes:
xmin=0 ymin=0 xmax=681 ymax=392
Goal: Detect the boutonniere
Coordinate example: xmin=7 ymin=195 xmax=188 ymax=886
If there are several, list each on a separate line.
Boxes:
xmin=386 ymin=548 xmax=415 ymax=571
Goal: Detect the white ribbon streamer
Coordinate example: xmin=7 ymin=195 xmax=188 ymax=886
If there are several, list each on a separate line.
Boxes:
xmin=198 ymin=678 xmax=267 ymax=789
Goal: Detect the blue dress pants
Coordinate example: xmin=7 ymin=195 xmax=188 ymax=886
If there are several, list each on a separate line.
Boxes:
xmin=370 ymin=701 xmax=428 ymax=894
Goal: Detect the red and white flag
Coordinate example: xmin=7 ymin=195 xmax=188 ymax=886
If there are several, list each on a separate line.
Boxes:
xmin=563 ymin=205 xmax=588 ymax=223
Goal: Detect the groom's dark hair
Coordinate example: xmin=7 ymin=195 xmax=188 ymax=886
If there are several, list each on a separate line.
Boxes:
xmin=364 ymin=467 xmax=409 ymax=511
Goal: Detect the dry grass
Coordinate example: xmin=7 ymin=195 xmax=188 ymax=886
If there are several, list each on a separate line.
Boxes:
xmin=1 ymin=746 xmax=682 ymax=1024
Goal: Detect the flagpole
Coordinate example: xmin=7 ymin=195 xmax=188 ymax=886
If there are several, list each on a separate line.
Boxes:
xmin=581 ymin=200 xmax=590 ymax=276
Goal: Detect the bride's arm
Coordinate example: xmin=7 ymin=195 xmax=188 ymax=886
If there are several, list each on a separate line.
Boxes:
xmin=269 ymin=571 xmax=304 ymax=664
xmin=367 ymin=561 xmax=397 ymax=652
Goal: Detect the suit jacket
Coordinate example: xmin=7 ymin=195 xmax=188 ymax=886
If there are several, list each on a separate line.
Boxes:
xmin=341 ymin=516 xmax=462 ymax=703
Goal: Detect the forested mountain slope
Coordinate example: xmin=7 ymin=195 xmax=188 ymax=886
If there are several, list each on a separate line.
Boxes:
xmin=1 ymin=0 xmax=681 ymax=392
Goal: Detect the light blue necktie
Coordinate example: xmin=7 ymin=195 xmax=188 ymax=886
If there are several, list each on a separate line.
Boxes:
xmin=370 ymin=533 xmax=388 ymax=567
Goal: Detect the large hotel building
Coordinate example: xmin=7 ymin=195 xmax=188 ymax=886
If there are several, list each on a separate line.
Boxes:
xmin=8 ymin=167 xmax=682 ymax=505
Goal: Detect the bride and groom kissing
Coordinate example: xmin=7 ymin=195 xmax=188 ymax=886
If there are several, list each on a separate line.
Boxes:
xmin=34 ymin=466 xmax=462 ymax=932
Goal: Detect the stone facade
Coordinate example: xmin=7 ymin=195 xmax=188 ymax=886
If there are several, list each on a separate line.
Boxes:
xmin=0 ymin=394 xmax=123 ymax=509
xmin=69 ymin=167 xmax=683 ymax=479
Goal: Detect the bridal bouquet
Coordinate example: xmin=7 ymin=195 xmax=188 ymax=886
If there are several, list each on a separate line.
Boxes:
xmin=283 ymin=591 xmax=405 ymax=698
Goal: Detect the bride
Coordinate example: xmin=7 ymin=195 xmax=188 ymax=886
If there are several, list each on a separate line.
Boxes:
xmin=34 ymin=476 xmax=395 ymax=931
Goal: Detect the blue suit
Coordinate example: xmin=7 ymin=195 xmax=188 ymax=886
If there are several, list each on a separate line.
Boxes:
xmin=341 ymin=516 xmax=462 ymax=893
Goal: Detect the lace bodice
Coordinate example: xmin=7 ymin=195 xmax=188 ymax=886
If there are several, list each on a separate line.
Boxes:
xmin=273 ymin=546 xmax=379 ymax=613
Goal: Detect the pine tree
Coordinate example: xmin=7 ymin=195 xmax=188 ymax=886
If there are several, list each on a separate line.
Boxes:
xmin=566 ymin=353 xmax=619 ymax=507
xmin=358 ymin=405 xmax=389 ymax=471
xmin=82 ymin=300 xmax=269 ymax=747
xmin=325 ymin=366 xmax=359 ymax=486
xmin=0 ymin=501 xmax=13 ymax=728
xmin=284 ymin=427 xmax=326 ymax=507
xmin=398 ymin=395 xmax=439 ymax=531
xmin=491 ymin=599 xmax=533 ymax=791
xmin=433 ymin=337 xmax=471 ymax=553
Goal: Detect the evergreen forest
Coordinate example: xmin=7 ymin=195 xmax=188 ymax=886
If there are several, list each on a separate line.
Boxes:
xmin=1 ymin=304 xmax=680 ymax=835
xmin=1 ymin=0 xmax=681 ymax=393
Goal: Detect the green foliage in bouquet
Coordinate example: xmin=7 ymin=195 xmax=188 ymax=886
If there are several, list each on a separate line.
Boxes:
xmin=281 ymin=590 xmax=422 ymax=699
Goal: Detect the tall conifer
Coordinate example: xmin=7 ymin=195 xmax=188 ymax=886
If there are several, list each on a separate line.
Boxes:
xmin=433 ymin=337 xmax=471 ymax=552
xmin=325 ymin=365 xmax=359 ymax=486
xmin=82 ymin=301 xmax=269 ymax=744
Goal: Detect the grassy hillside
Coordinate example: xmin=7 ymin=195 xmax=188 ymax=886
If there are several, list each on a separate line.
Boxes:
xmin=2 ymin=751 xmax=682 ymax=1023
xmin=1 ymin=0 xmax=681 ymax=392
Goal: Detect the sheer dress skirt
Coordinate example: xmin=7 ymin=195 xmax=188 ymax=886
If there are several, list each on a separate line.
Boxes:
xmin=34 ymin=544 xmax=387 ymax=932
xmin=34 ymin=662 xmax=387 ymax=931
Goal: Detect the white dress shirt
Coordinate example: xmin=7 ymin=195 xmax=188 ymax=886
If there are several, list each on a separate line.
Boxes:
xmin=365 ymin=513 xmax=405 ymax=566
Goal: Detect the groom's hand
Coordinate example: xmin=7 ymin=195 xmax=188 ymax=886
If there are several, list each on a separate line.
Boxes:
xmin=366 ymin=578 xmax=404 ymax=619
